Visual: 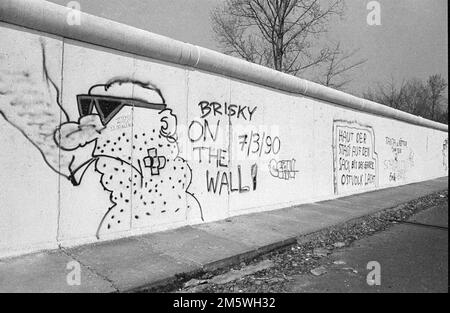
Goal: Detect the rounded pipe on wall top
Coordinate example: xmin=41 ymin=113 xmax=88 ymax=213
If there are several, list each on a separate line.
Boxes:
xmin=0 ymin=0 xmax=447 ymax=132
xmin=0 ymin=0 xmax=202 ymax=67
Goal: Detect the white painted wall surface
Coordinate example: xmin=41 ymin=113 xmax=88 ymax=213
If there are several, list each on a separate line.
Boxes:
xmin=0 ymin=22 xmax=448 ymax=258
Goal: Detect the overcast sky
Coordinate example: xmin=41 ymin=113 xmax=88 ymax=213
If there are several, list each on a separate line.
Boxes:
xmin=48 ymin=0 xmax=448 ymax=97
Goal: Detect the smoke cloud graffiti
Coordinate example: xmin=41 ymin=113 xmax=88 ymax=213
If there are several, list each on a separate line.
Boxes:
xmin=0 ymin=40 xmax=72 ymax=178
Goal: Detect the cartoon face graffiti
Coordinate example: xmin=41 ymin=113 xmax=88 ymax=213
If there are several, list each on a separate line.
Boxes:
xmin=55 ymin=80 xmax=203 ymax=238
xmin=0 ymin=40 xmax=202 ymax=239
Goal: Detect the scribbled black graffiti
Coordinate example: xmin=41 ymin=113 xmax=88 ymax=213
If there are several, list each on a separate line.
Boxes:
xmin=198 ymin=101 xmax=257 ymax=121
xmin=269 ymin=158 xmax=298 ymax=180
xmin=385 ymin=137 xmax=408 ymax=158
xmin=384 ymin=136 xmax=414 ymax=182
xmin=0 ymin=41 xmax=203 ymax=239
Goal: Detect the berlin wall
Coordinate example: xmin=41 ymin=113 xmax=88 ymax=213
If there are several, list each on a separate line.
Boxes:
xmin=0 ymin=0 xmax=448 ymax=258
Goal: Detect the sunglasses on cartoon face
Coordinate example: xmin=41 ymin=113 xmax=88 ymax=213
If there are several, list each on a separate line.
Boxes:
xmin=77 ymin=95 xmax=167 ymax=126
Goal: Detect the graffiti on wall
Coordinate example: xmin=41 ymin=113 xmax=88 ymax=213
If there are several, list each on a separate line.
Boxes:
xmin=0 ymin=38 xmax=297 ymax=239
xmin=237 ymin=131 xmax=281 ymax=157
xmin=443 ymin=139 xmax=448 ymax=172
xmin=0 ymin=41 xmax=202 ymax=238
xmin=383 ymin=137 xmax=415 ymax=183
xmin=188 ymin=97 xmax=297 ymax=198
xmin=196 ymin=101 xmax=257 ymax=121
xmin=188 ymin=101 xmax=261 ymax=195
xmin=332 ymin=120 xmax=378 ymax=195
xmin=0 ymin=40 xmax=67 ymax=178
xmin=269 ymin=158 xmax=298 ymax=180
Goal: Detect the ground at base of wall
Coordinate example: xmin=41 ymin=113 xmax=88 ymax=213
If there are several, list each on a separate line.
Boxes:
xmin=146 ymin=190 xmax=448 ymax=293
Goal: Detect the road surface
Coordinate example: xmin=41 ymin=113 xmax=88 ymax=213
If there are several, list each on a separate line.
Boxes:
xmin=286 ymin=203 xmax=448 ymax=292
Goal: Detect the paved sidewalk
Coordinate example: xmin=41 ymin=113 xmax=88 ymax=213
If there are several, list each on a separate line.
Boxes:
xmin=0 ymin=177 xmax=447 ymax=293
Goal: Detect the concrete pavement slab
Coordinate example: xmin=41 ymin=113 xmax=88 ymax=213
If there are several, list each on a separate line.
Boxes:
xmin=230 ymin=210 xmax=326 ymax=237
xmin=335 ymin=188 xmax=430 ymax=212
xmin=194 ymin=205 xmax=350 ymax=253
xmin=65 ymin=237 xmax=200 ymax=292
xmin=259 ymin=209 xmax=343 ymax=236
xmin=264 ymin=204 xmax=353 ymax=232
xmin=312 ymin=199 xmax=373 ymax=217
xmin=340 ymin=188 xmax=425 ymax=207
xmin=0 ymin=251 xmax=115 ymax=293
xmin=420 ymin=177 xmax=448 ymax=188
xmin=338 ymin=192 xmax=408 ymax=210
xmin=298 ymin=202 xmax=359 ymax=219
xmin=393 ymin=180 xmax=448 ymax=198
xmin=136 ymin=226 xmax=252 ymax=267
xmin=194 ymin=217 xmax=289 ymax=249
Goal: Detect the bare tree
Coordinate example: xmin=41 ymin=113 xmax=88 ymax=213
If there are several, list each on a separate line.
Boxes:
xmin=211 ymin=0 xmax=358 ymax=80
xmin=318 ymin=42 xmax=366 ymax=89
xmin=363 ymin=76 xmax=406 ymax=110
xmin=363 ymin=74 xmax=448 ymax=124
xmin=427 ymin=74 xmax=447 ymax=120
xmin=402 ymin=79 xmax=429 ymax=116
xmin=436 ymin=103 xmax=449 ymax=124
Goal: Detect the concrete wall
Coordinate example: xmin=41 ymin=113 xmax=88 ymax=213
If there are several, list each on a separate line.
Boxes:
xmin=0 ymin=1 xmax=448 ymax=258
